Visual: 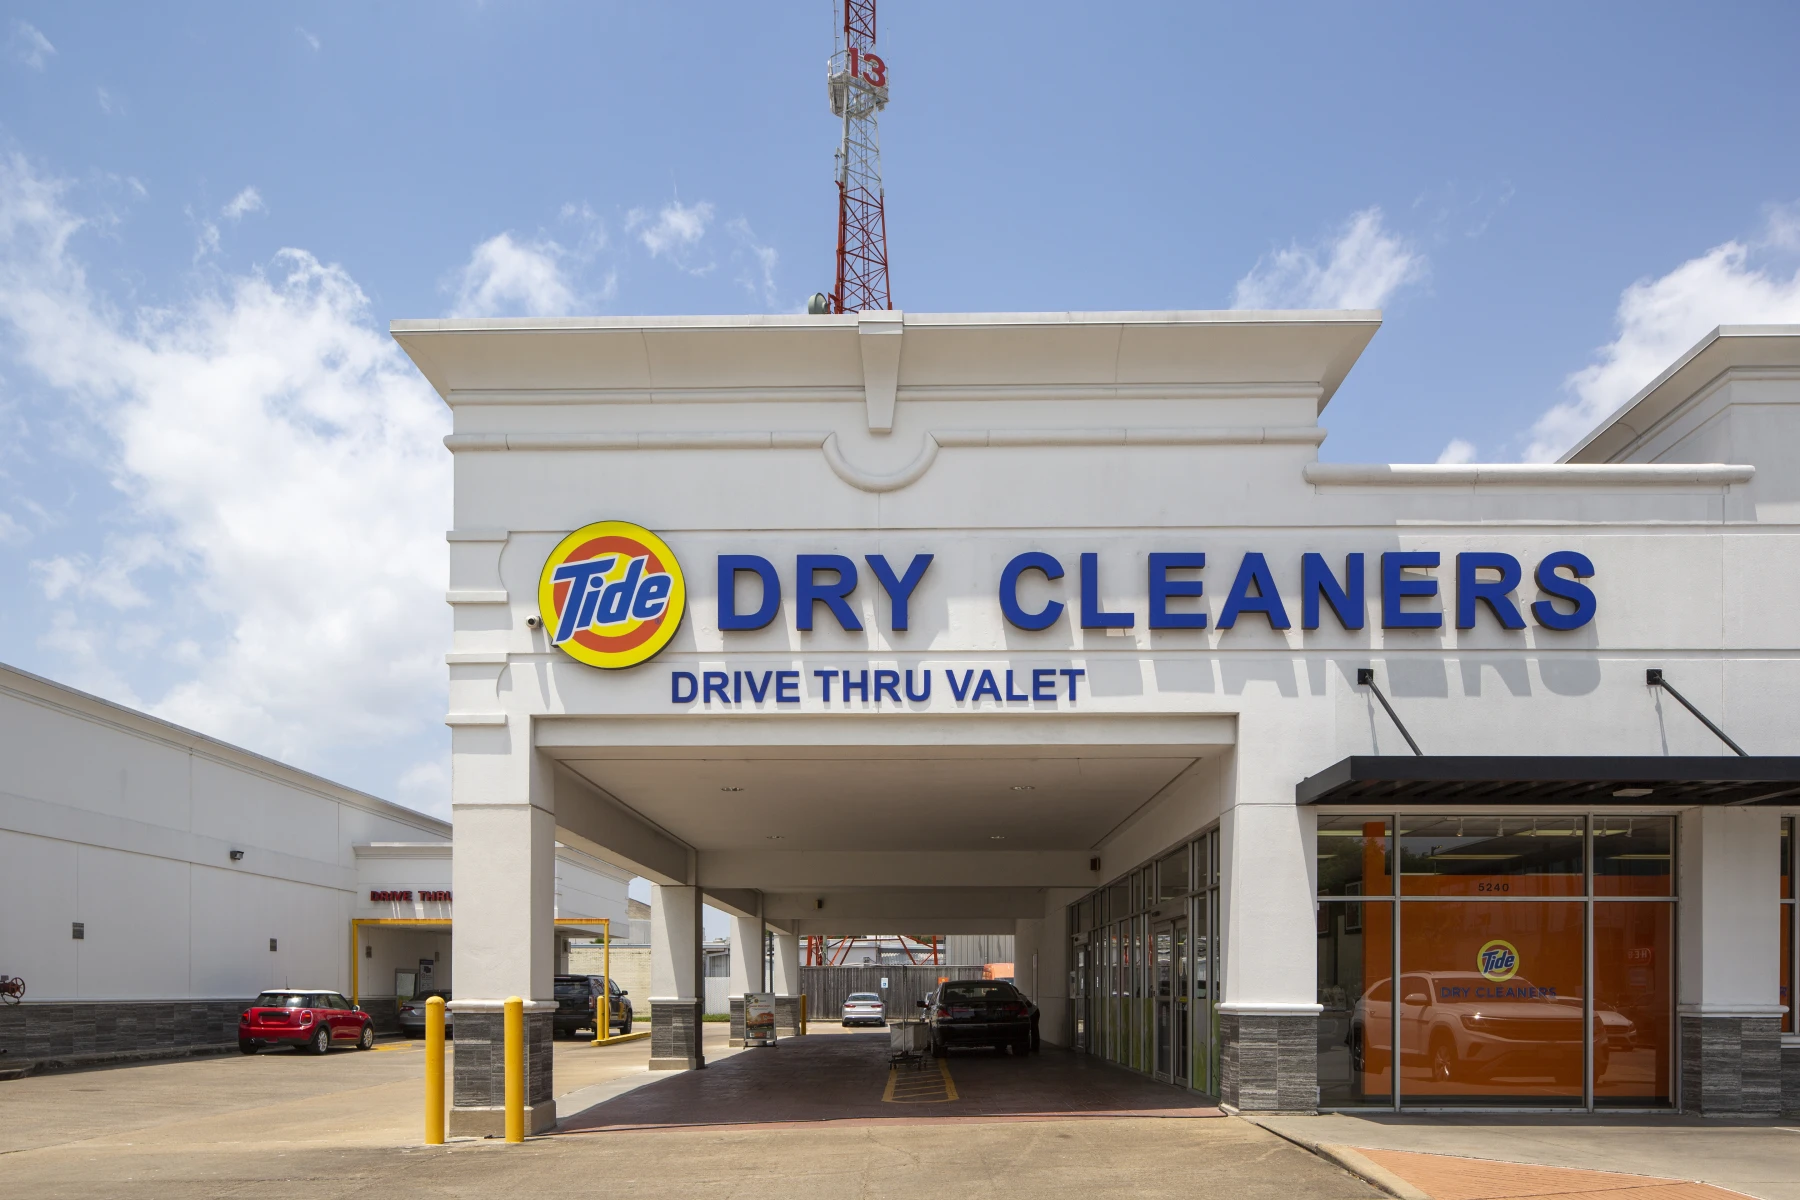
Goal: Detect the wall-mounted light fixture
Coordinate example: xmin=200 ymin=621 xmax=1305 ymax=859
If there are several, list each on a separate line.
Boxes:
xmin=364 ymin=945 xmax=373 ymax=958
xmin=269 ymin=938 xmax=278 ymax=952
xmin=72 ymin=922 xmax=85 ymax=940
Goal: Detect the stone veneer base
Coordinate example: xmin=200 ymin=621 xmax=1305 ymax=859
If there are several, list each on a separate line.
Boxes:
xmin=0 ymin=1000 xmax=252 ymax=1067
xmin=650 ymin=999 xmax=703 ymax=1070
xmin=727 ymin=995 xmax=803 ymax=1047
xmin=449 ymin=1009 xmax=554 ymax=1115
xmin=1680 ymin=1015 xmax=1781 ymax=1116
xmin=1219 ymin=1012 xmax=1318 ymax=1113
xmin=447 ymin=1103 xmax=558 ymax=1138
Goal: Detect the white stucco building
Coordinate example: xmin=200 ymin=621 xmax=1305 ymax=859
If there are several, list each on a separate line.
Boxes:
xmin=393 ymin=311 xmax=1800 ymax=1130
xmin=0 ymin=663 xmax=630 ymax=1067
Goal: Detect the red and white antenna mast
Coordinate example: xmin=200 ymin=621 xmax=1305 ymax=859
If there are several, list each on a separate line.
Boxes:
xmin=826 ymin=0 xmax=891 ymax=313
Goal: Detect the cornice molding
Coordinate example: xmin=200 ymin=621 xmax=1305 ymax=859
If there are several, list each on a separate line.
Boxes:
xmin=1304 ymin=463 xmax=1755 ymax=488
xmin=444 ymin=425 xmax=1329 ymax=494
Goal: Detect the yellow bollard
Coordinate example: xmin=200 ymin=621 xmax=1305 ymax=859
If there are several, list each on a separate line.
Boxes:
xmin=503 ymin=996 xmax=524 ymax=1143
xmin=424 ymin=996 xmax=445 ymax=1145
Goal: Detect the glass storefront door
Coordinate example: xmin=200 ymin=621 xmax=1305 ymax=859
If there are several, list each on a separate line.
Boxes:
xmin=1066 ymin=828 xmax=1221 ymax=1097
xmin=1071 ymin=936 xmax=1088 ymax=1051
xmin=1153 ymin=923 xmax=1174 ymax=1080
xmin=1171 ymin=918 xmax=1191 ymax=1086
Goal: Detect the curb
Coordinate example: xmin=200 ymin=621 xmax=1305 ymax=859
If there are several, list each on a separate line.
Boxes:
xmin=1240 ymin=1117 xmax=1432 ymax=1200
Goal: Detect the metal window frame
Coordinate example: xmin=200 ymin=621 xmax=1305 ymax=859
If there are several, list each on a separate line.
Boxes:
xmin=1313 ymin=811 xmax=1678 ymax=1114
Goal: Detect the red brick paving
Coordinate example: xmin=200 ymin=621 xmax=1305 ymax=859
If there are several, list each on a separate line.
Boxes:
xmin=1349 ymin=1146 xmax=1757 ymax=1200
xmin=557 ymin=1031 xmax=1222 ymax=1133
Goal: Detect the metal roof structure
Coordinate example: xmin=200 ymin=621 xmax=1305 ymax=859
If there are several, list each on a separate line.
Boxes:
xmin=1296 ymin=756 xmax=1800 ymax=808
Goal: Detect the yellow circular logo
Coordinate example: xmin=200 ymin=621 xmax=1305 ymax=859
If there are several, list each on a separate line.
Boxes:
xmin=537 ymin=521 xmax=685 ymax=669
xmin=1477 ymin=939 xmax=1519 ymax=982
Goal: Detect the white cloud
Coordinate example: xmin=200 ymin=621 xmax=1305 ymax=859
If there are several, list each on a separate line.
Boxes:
xmin=221 ymin=187 xmax=265 ymax=221
xmin=1524 ymin=203 xmax=1800 ymax=462
xmin=451 ymin=232 xmax=579 ymax=317
xmin=10 ymin=20 xmax=54 ymax=71
xmin=627 ymin=199 xmax=714 ymax=272
xmin=1435 ymin=438 xmax=1477 ymax=465
xmin=193 ymin=216 xmax=220 ymax=260
xmin=728 ymin=218 xmax=779 ymax=306
xmin=0 ymin=509 xmax=25 ymax=543
xmin=1232 ymin=207 xmax=1428 ymax=311
xmin=297 ymin=26 xmax=321 ymax=51
xmin=0 ymin=152 xmax=452 ymax=798
xmin=96 ymin=87 xmax=120 ymax=116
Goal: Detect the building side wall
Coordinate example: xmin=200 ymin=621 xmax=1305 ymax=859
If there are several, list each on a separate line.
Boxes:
xmin=0 ymin=683 xmax=447 ymax=1007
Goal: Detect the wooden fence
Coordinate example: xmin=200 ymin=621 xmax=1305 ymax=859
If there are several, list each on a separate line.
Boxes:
xmin=800 ymin=965 xmax=995 ymax=1022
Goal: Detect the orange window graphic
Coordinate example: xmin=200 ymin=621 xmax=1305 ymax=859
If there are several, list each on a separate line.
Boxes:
xmin=1593 ymin=901 xmax=1673 ymax=1106
xmin=1397 ymin=901 xmax=1586 ymax=1103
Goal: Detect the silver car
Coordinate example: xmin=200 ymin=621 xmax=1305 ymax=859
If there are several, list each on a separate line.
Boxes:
xmin=841 ymin=991 xmax=886 ymax=1026
xmin=397 ymin=989 xmax=452 ymax=1037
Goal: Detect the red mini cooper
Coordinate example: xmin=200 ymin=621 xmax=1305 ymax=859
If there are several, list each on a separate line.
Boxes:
xmin=239 ymin=990 xmax=375 ymax=1055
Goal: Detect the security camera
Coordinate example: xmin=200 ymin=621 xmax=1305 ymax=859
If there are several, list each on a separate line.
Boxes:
xmin=229 ymin=849 xmax=245 ymax=861
xmin=526 ymin=614 xmax=542 ymax=629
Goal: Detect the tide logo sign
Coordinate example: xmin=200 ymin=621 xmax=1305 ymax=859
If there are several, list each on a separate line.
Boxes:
xmin=1477 ymin=939 xmax=1520 ymax=982
xmin=538 ymin=520 xmax=686 ymax=669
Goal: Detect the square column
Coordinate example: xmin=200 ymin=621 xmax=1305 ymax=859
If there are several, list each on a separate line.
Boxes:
xmin=727 ymin=912 xmax=760 ymax=1046
xmin=650 ymin=884 xmax=704 ymax=1070
xmin=446 ymin=730 xmax=559 ymax=1136
xmin=1217 ymin=796 xmax=1321 ymax=1113
xmin=1678 ymin=807 xmax=1785 ymax=1116
xmin=771 ymin=930 xmax=800 ymax=996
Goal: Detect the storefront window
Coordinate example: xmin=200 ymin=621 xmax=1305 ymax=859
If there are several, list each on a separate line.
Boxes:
xmin=1400 ymin=815 xmax=1584 ymax=896
xmin=1158 ymin=846 xmax=1191 ymax=902
xmin=1071 ymin=827 xmax=1224 ymax=1093
xmin=1399 ymin=900 xmax=1585 ymax=1104
xmin=1318 ymin=815 xmax=1392 ymax=896
xmin=1593 ymin=816 xmax=1673 ymax=897
xmin=1317 ymin=900 xmax=1394 ymax=1106
xmin=1318 ymin=811 xmax=1675 ymax=1111
xmin=1593 ymin=900 xmax=1673 ymax=1106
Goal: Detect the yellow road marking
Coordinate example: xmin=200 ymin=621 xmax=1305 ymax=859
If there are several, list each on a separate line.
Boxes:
xmin=371 ymin=1042 xmax=419 ymax=1052
xmin=883 ymin=1056 xmax=957 ymax=1104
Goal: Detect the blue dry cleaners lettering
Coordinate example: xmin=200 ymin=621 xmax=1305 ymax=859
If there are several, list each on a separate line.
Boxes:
xmin=714 ymin=550 xmax=1596 ymax=634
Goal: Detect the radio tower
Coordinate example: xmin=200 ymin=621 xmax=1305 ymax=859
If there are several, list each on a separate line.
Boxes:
xmin=826 ymin=0 xmax=891 ymax=313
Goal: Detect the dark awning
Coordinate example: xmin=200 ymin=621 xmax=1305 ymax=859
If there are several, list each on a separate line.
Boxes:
xmin=1296 ymin=756 xmax=1800 ymax=808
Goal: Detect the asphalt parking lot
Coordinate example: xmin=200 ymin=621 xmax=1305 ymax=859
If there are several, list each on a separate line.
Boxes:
xmin=0 ymin=1025 xmax=1379 ymax=1200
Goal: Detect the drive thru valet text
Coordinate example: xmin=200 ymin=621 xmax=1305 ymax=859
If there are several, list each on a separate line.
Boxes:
xmin=669 ymin=547 xmax=1596 ymax=707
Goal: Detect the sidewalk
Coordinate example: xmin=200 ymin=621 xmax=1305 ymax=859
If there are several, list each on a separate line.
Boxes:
xmin=1253 ymin=1113 xmax=1800 ymax=1200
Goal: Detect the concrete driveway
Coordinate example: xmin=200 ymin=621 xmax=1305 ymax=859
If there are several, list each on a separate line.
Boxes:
xmin=0 ymin=1027 xmax=1379 ymax=1199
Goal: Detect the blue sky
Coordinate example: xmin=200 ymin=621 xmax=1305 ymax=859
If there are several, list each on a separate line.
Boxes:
xmin=1 ymin=1 xmax=1799 ymax=828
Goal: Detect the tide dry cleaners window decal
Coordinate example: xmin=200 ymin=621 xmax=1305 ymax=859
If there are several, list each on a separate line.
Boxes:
xmin=1435 ymin=938 xmax=1560 ymax=1002
xmin=536 ymin=521 xmax=1599 ymax=707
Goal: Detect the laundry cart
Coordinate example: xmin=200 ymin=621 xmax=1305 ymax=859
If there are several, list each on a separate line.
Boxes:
xmin=888 ymin=1019 xmax=932 ymax=1068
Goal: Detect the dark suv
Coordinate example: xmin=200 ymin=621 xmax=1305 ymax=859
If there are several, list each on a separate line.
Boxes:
xmin=552 ymin=974 xmax=633 ymax=1038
